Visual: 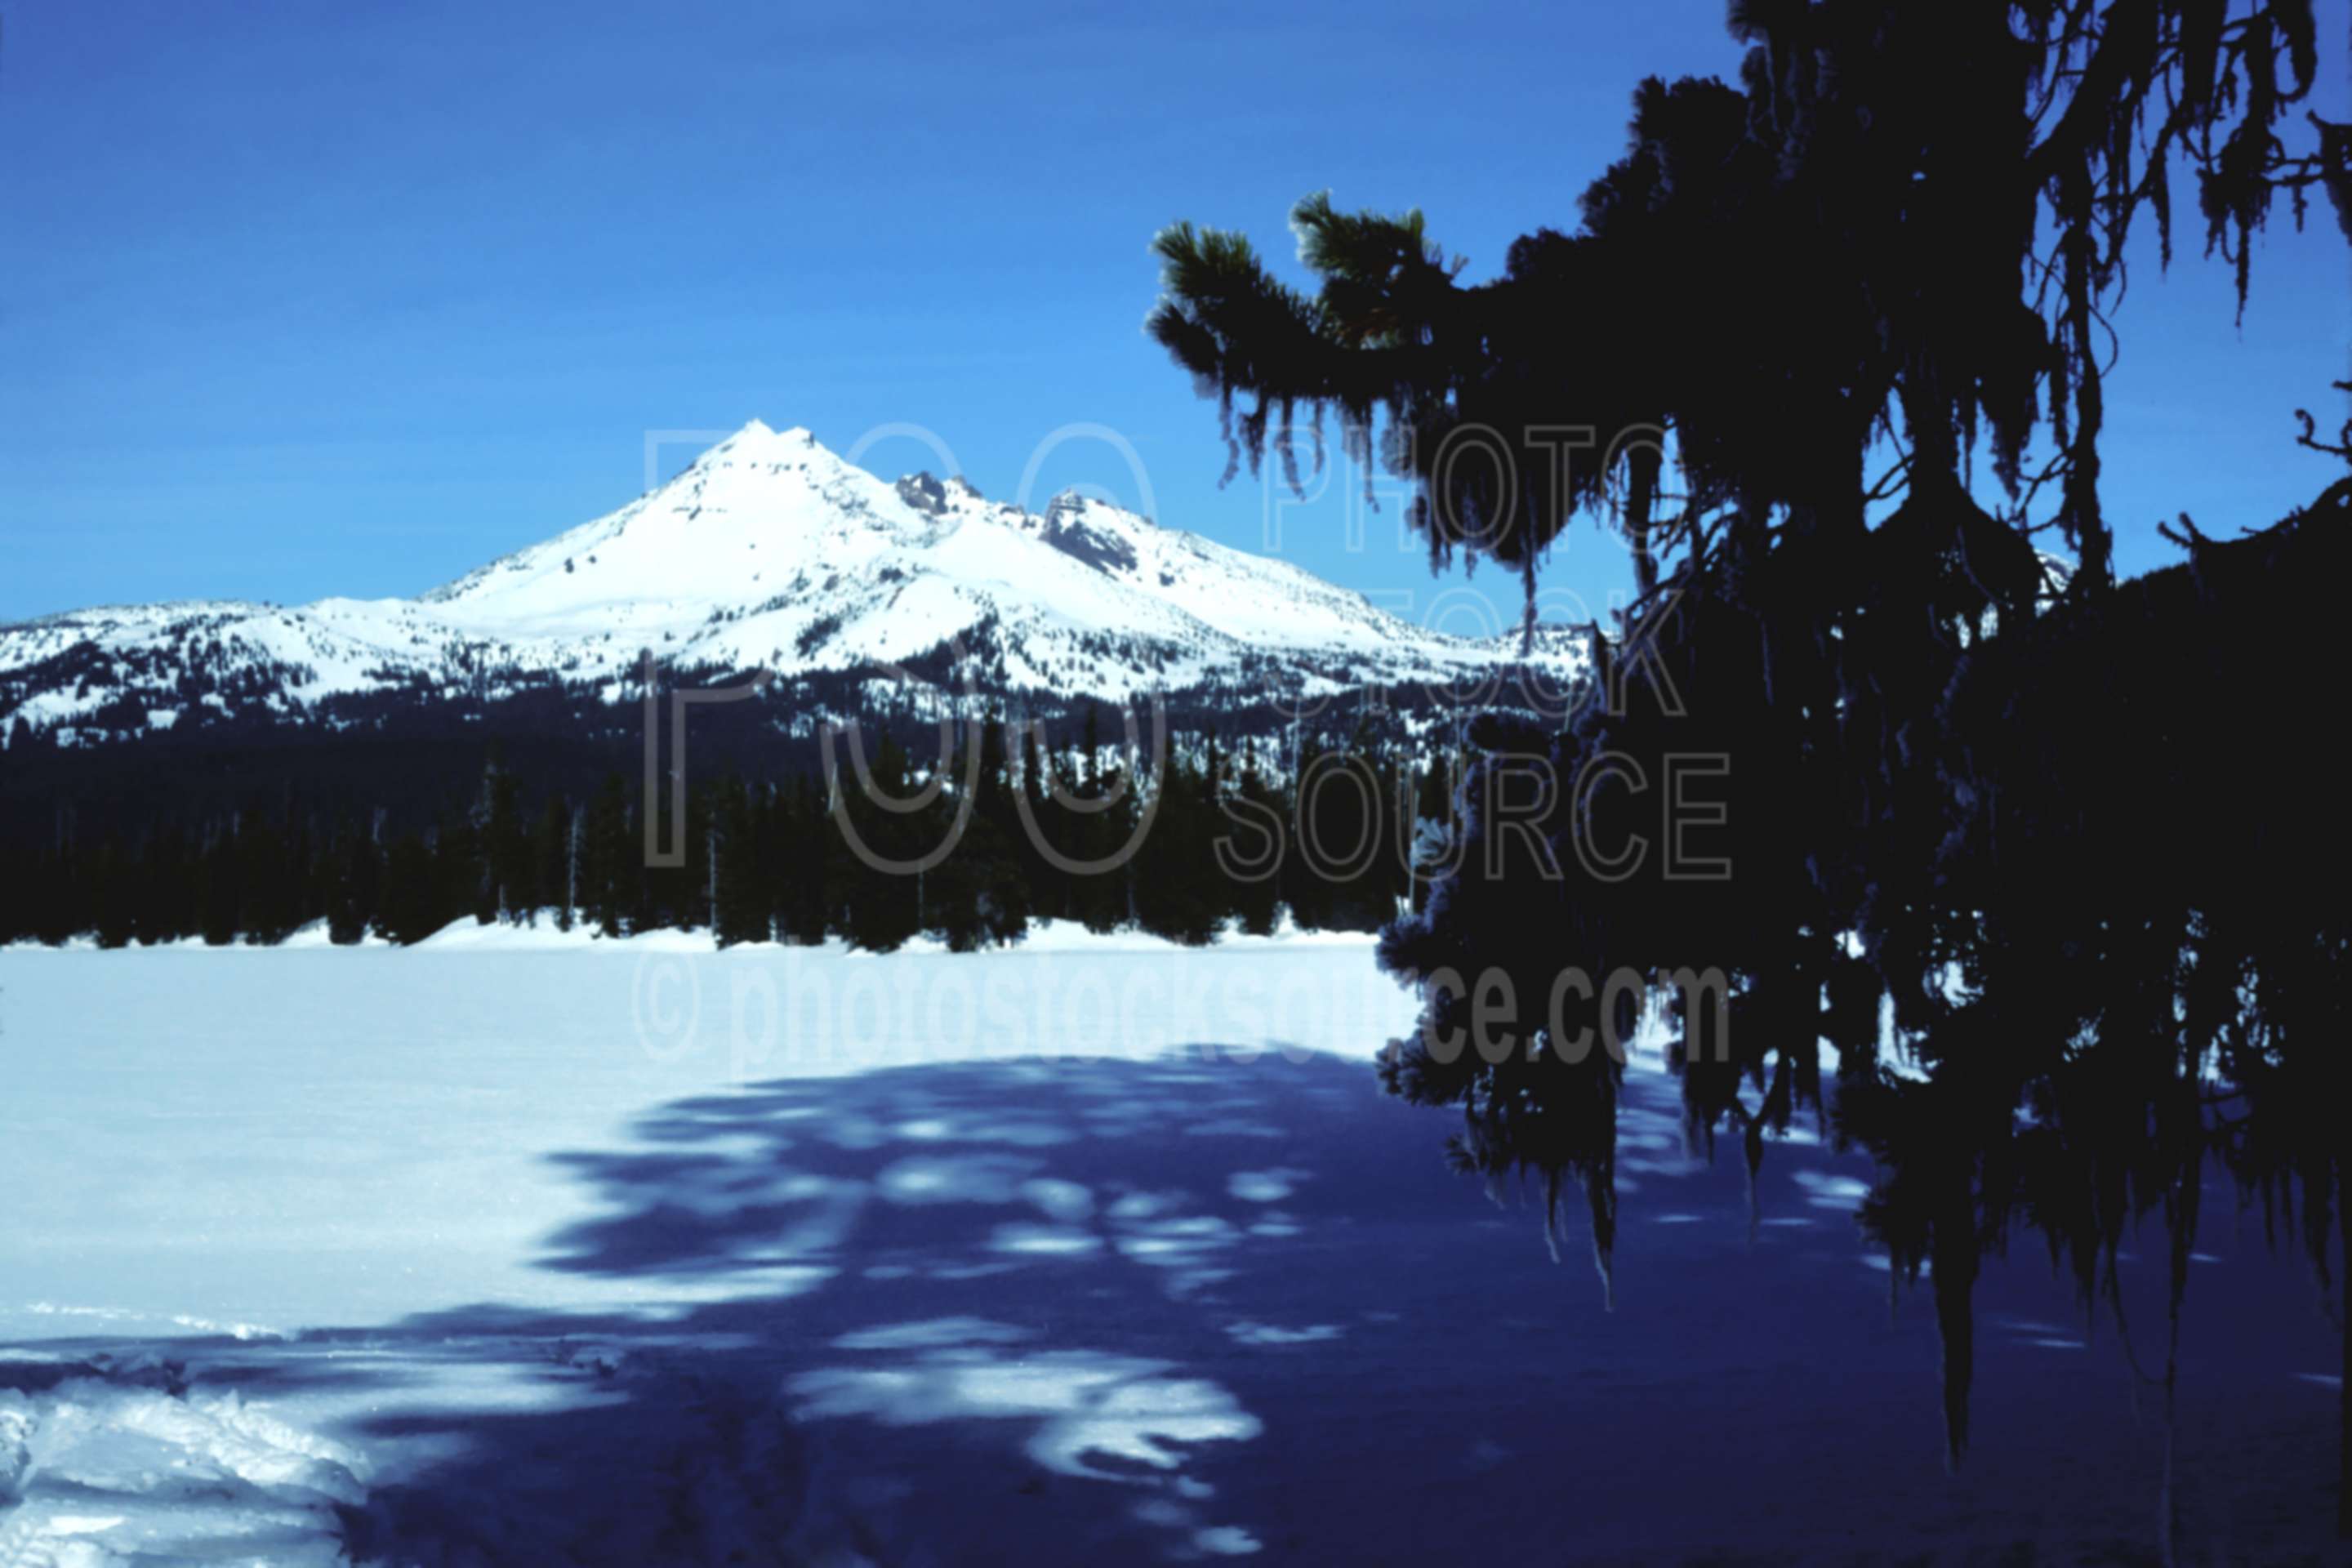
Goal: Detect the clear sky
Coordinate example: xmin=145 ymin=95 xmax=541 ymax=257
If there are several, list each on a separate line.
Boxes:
xmin=2 ymin=0 xmax=2345 ymax=635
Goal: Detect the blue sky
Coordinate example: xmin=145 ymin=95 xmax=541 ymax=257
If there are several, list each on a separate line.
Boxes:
xmin=2 ymin=0 xmax=2344 ymax=634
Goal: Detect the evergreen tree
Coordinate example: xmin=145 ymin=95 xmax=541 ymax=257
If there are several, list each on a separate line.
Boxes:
xmin=136 ymin=820 xmax=197 ymax=946
xmin=235 ymin=812 xmax=299 ymax=944
xmin=710 ymin=773 xmax=768 ymax=948
xmin=557 ymin=802 xmax=582 ymax=933
xmin=1134 ymin=746 xmax=1221 ymax=945
xmin=777 ymin=775 xmax=830 ymax=944
xmin=1222 ymin=737 xmax=1285 ymax=938
xmin=831 ymin=727 xmax=923 ymax=951
xmin=374 ymin=831 xmax=442 ymax=947
xmin=1146 ymin=0 xmax=2349 ymax=1501
xmin=1064 ymin=710 xmax=1135 ymax=933
xmin=927 ymin=716 xmax=1031 ymax=951
xmin=478 ymin=749 xmax=527 ymax=924
xmin=197 ymin=821 xmax=240 ymax=947
xmin=437 ymin=800 xmax=484 ymax=934
xmin=29 ymin=835 xmax=82 ymax=947
xmin=90 ymin=836 xmax=136 ymax=950
xmin=583 ymin=773 xmax=635 ymax=939
xmin=529 ymin=793 xmax=571 ymax=930
xmin=1013 ymin=720 xmax=1066 ymax=920
xmin=325 ymin=814 xmax=381 ymax=946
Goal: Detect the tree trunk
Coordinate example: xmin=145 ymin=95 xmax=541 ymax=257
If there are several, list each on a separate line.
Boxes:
xmin=1624 ymin=443 xmax=1660 ymax=603
xmin=2337 ymin=1154 xmax=2350 ymax=1538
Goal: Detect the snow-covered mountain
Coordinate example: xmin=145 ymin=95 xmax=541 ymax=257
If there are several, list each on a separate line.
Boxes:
xmin=0 ymin=421 xmax=1586 ymax=735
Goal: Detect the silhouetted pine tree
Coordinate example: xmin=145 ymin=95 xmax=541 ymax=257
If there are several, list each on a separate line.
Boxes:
xmin=325 ymin=815 xmax=381 ymax=946
xmin=582 ymin=773 xmax=634 ymax=938
xmin=768 ymin=775 xmax=827 ymax=944
xmin=479 ymin=749 xmax=528 ymax=924
xmin=136 ymin=820 xmax=196 ymax=946
xmin=196 ymin=821 xmax=240 ymax=947
xmin=1134 ymin=747 xmax=1220 ymax=945
xmin=525 ymin=793 xmax=569 ymax=929
xmin=90 ymin=837 xmax=136 ymax=950
xmin=928 ymin=716 xmax=1031 ymax=951
xmin=1222 ymin=737 xmax=1285 ymax=938
xmin=831 ymin=728 xmax=922 ymax=952
xmin=373 ymin=832 xmax=442 ymax=947
xmin=1065 ymin=710 xmax=1135 ymax=933
xmin=710 ymin=773 xmax=768 ymax=948
xmin=1147 ymin=0 xmax=2350 ymax=1505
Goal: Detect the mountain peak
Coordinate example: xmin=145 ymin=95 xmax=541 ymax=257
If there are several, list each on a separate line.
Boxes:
xmin=664 ymin=422 xmax=838 ymax=493
xmin=702 ymin=419 xmax=822 ymax=460
xmin=0 ymin=423 xmax=1591 ymax=734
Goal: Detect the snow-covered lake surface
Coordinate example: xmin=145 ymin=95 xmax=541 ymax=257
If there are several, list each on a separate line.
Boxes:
xmin=0 ymin=929 xmax=2340 ymax=1563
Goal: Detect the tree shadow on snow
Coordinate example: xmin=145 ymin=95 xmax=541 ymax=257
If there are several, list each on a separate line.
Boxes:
xmin=333 ymin=1049 xmax=1475 ymax=1566
xmin=86 ymin=1049 xmax=2346 ymax=1566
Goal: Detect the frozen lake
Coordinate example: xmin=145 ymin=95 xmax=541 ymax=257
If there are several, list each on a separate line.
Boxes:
xmin=0 ymin=932 xmax=2340 ymax=1563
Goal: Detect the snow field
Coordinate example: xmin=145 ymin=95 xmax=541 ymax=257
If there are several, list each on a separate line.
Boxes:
xmin=1 ymin=928 xmax=2343 ymax=1563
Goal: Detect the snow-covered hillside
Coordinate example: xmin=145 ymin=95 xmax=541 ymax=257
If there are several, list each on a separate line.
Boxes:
xmin=0 ymin=421 xmax=1587 ymax=734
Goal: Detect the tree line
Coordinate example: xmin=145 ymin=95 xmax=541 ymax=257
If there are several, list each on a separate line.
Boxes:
xmin=0 ymin=710 xmax=1461 ymax=953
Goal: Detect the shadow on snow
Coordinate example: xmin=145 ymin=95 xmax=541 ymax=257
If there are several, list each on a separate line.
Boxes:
xmin=9 ymin=1051 xmax=2343 ymax=1566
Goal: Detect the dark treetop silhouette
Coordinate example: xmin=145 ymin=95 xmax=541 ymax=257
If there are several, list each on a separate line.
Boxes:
xmin=1150 ymin=0 xmax=2352 ymax=1547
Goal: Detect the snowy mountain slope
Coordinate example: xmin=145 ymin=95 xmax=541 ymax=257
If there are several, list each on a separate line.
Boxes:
xmin=0 ymin=421 xmax=1587 ymax=734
